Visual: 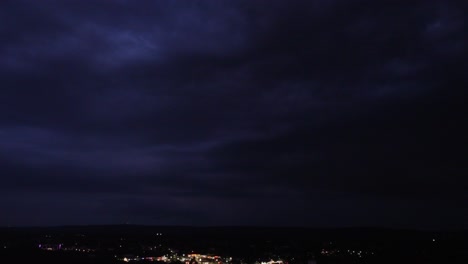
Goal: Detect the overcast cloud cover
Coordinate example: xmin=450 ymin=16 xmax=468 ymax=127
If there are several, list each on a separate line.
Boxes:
xmin=0 ymin=0 xmax=467 ymax=228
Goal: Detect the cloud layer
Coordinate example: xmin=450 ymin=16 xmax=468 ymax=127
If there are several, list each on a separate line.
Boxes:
xmin=0 ymin=0 xmax=467 ymax=228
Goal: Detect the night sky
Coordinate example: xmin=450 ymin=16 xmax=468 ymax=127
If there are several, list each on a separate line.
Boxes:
xmin=1 ymin=0 xmax=467 ymax=228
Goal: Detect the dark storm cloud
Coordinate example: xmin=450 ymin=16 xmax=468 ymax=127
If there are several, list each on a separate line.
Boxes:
xmin=0 ymin=0 xmax=466 ymax=228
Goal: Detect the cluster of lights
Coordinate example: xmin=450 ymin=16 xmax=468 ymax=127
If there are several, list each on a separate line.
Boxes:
xmin=63 ymin=247 xmax=95 ymax=253
xmin=184 ymin=254 xmax=226 ymax=264
xmin=119 ymin=256 xmax=167 ymax=262
xmin=346 ymin=249 xmax=374 ymax=258
xmin=187 ymin=254 xmax=222 ymax=260
xmin=260 ymin=260 xmax=283 ymax=264
xmin=38 ymin=243 xmax=96 ymax=253
xmin=320 ymin=248 xmax=374 ymax=258
xmin=38 ymin=244 xmax=62 ymax=251
xmin=117 ymin=253 xmax=231 ymax=263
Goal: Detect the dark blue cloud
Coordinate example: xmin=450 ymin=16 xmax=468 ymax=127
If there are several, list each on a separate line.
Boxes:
xmin=0 ymin=0 xmax=466 ymax=228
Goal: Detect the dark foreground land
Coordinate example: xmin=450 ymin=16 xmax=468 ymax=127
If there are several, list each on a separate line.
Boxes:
xmin=0 ymin=226 xmax=467 ymax=264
